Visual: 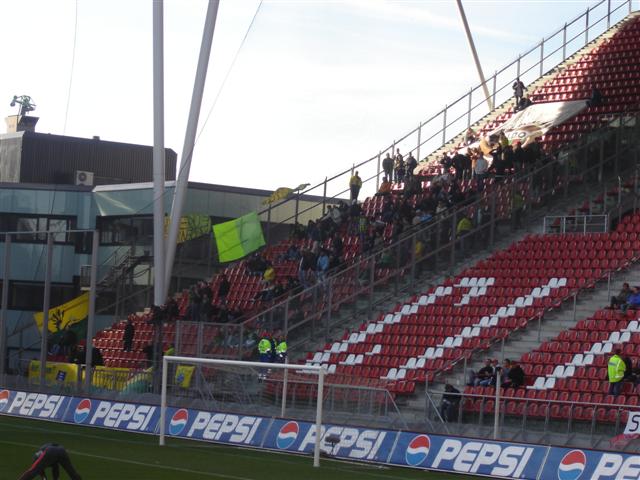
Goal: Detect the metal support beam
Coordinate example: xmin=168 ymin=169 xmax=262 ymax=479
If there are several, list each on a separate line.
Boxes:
xmin=152 ymin=0 xmax=166 ymax=306
xmin=0 ymin=234 xmax=10 ymax=378
xmin=165 ymin=0 xmax=220 ymax=292
xmin=84 ymin=230 xmax=99 ymax=391
xmin=456 ymin=0 xmax=493 ymax=111
xmin=39 ymin=233 xmax=53 ymax=386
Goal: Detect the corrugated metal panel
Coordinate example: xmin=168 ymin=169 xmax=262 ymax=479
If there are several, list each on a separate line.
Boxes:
xmin=13 ymin=132 xmax=176 ymax=185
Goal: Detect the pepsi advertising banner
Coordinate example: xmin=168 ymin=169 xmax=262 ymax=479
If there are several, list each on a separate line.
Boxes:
xmin=262 ymin=419 xmax=397 ymax=462
xmin=541 ymin=447 xmax=640 ymax=480
xmin=0 ymin=389 xmax=70 ymax=421
xmin=163 ymin=406 xmax=268 ymax=447
xmin=8 ymin=387 xmax=640 ymax=479
xmin=389 ymin=432 xmax=547 ymax=479
xmin=64 ymin=397 xmax=159 ymax=433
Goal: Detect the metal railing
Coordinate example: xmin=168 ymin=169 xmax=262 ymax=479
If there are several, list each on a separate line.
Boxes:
xmin=256 ymin=0 xmax=635 ymax=242
xmin=543 ymin=214 xmax=610 ymax=233
xmin=174 ymin=109 xmax=640 ymax=363
xmin=425 ymin=387 xmax=640 ymax=452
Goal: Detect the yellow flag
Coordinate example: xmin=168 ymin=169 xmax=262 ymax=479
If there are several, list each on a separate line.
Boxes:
xmin=175 ymin=365 xmax=195 ymax=388
xmin=33 ymin=292 xmax=89 ymax=334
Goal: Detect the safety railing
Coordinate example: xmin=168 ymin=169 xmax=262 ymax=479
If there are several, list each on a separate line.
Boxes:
xmin=425 ymin=387 xmax=640 ymax=452
xmin=543 ymin=214 xmax=610 ymax=233
xmin=257 ymin=0 xmax=635 ymax=243
xmin=174 ymin=109 xmax=640 ymax=362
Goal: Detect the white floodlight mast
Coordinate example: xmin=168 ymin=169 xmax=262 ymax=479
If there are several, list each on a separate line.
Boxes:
xmin=456 ymin=0 xmax=494 ymax=111
xmin=164 ymin=0 xmax=220 ymax=294
xmin=152 ymin=0 xmax=166 ymax=306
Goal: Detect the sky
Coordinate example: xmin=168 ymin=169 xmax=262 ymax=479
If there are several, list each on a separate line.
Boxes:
xmin=0 ymin=0 xmax=627 ymax=198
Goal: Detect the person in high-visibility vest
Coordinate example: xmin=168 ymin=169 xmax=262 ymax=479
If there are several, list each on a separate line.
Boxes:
xmin=608 ymin=348 xmax=626 ymax=396
xmin=258 ymin=335 xmax=272 ymax=364
xmin=275 ymin=337 xmax=288 ymax=363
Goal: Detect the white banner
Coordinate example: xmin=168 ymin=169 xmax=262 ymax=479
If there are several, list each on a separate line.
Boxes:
xmin=490 ymin=100 xmax=587 ymax=144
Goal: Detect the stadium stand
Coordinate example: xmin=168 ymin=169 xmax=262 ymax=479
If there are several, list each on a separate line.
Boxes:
xmin=84 ymin=11 xmax=640 ymax=391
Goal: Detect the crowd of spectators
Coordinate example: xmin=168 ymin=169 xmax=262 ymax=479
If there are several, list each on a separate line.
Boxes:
xmin=466 ymin=358 xmax=525 ymax=389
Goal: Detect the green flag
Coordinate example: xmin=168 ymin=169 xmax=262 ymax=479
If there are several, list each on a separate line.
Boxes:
xmin=213 ymin=212 xmax=265 ymax=263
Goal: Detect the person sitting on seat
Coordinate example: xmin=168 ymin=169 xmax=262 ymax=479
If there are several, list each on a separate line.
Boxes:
xmin=611 ymin=282 xmax=632 ymax=309
xmin=502 ymin=359 xmax=525 ymax=388
xmin=622 ymin=286 xmax=640 ymax=312
xmin=470 ymin=358 xmax=494 ymax=386
xmin=586 ymin=86 xmax=604 ymax=107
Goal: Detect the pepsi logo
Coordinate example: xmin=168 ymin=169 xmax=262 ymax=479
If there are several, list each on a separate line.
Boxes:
xmin=0 ymin=390 xmax=9 ymax=412
xmin=169 ymin=409 xmax=189 ymax=436
xmin=74 ymin=399 xmax=92 ymax=424
xmin=405 ymin=434 xmax=431 ymax=466
xmin=276 ymin=421 xmax=299 ymax=449
xmin=558 ymin=449 xmax=586 ymax=480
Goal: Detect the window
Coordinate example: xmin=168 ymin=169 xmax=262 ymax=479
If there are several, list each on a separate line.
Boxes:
xmin=97 ymin=216 xmax=153 ymax=246
xmin=0 ymin=214 xmax=76 ymax=244
xmin=9 ymin=282 xmax=76 ymax=311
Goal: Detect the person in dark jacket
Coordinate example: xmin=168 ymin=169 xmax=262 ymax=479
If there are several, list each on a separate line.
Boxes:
xmin=440 ymin=384 xmax=461 ymax=422
xmin=503 ymin=360 xmax=525 ymax=388
xmin=123 ymin=317 xmax=135 ymax=352
xmin=18 ymin=443 xmax=82 ymax=480
xmin=217 ymin=273 xmax=231 ymax=306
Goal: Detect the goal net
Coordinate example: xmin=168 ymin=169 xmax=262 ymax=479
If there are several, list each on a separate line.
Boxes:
xmin=160 ymin=355 xmax=325 ymax=466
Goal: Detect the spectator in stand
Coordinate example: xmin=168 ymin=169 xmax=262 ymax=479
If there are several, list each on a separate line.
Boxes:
xmin=611 ymin=282 xmax=632 ymax=309
xmin=503 ymin=359 xmax=525 ymax=388
xmin=349 ymin=171 xmax=362 ymax=201
xmin=515 ymin=95 xmax=533 ymax=112
xmin=164 ymin=295 xmax=179 ymax=321
xmin=622 ymin=286 xmax=640 ymax=312
xmin=512 ymin=140 xmax=526 ymax=171
xmin=316 ymin=249 xmax=329 ymax=283
xmin=587 ymin=86 xmax=603 ymax=107
xmin=394 ymin=151 xmax=405 ymax=183
xmin=474 ymin=154 xmax=489 ymax=192
xmin=382 ymin=152 xmax=394 ymax=181
xmin=512 ymin=77 xmax=526 ymax=106
xmin=376 ymin=176 xmax=393 ymax=196
xmin=298 ymin=249 xmax=315 ymax=288
xmin=456 ymin=211 xmax=473 ymax=255
xmin=494 ymin=359 xmax=510 ymax=386
xmin=405 ymin=152 xmax=417 ymax=178
xmin=123 ymin=317 xmax=135 ymax=352
xmin=246 ymin=253 xmax=268 ymax=276
xmin=217 ymin=273 xmax=230 ymax=306
xmin=464 ymin=127 xmax=477 ymax=145
xmin=468 ymin=358 xmax=494 ymax=386
xmin=358 ymin=213 xmax=369 ymax=251
xmin=440 ymin=384 xmax=461 ymax=422
xmin=452 ymin=151 xmax=468 ymax=181
xmin=608 ymin=348 xmax=626 ymax=396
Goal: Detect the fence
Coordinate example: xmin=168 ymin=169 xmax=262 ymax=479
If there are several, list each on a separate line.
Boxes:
xmin=425 ymin=387 xmax=640 ymax=452
xmin=256 ymin=0 xmax=635 ymax=242
xmin=543 ymin=214 xmax=610 ymax=234
xmin=174 ymin=108 xmax=640 ymax=362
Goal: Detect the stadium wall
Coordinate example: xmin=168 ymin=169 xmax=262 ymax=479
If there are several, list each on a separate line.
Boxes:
xmin=0 ymin=388 xmax=637 ymax=479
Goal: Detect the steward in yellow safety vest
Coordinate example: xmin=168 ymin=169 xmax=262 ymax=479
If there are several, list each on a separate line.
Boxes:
xmin=608 ymin=349 xmax=626 ymax=396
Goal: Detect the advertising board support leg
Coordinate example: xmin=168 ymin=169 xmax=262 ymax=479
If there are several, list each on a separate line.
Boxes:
xmin=160 ymin=356 xmax=168 ymax=446
xmin=313 ymin=367 xmax=325 ymax=468
xmin=493 ymin=368 xmax=501 ymax=440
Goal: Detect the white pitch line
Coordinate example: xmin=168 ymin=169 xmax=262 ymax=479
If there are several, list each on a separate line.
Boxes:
xmin=0 ymin=439 xmax=255 ymax=480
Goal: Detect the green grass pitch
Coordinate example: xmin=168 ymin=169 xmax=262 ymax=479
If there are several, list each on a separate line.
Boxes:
xmin=0 ymin=415 xmax=484 ymax=479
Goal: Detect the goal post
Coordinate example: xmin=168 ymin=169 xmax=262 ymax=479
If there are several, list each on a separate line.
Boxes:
xmin=160 ymin=355 xmax=326 ymax=467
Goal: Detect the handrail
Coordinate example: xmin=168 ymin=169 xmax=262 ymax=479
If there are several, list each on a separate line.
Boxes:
xmin=238 ymin=108 xmax=640 ymax=329
xmin=254 ymin=0 xmax=634 ymax=241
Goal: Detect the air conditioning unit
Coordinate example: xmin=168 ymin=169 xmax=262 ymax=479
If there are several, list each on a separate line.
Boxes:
xmin=75 ymin=170 xmax=94 ymax=186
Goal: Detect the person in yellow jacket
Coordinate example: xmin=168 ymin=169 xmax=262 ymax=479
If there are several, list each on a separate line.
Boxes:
xmin=608 ymin=349 xmax=626 ymax=396
xmin=456 ymin=212 xmax=474 ymax=255
xmin=349 ymin=171 xmax=362 ymax=201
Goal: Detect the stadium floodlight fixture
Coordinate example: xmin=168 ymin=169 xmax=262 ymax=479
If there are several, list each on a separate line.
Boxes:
xmin=9 ymin=95 xmax=36 ymax=116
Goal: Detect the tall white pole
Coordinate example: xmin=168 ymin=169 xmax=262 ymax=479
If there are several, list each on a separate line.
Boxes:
xmin=456 ymin=0 xmax=493 ymax=111
xmin=164 ymin=0 xmax=220 ymax=293
xmin=84 ymin=230 xmax=99 ymax=391
xmin=152 ymin=0 xmax=166 ymax=305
